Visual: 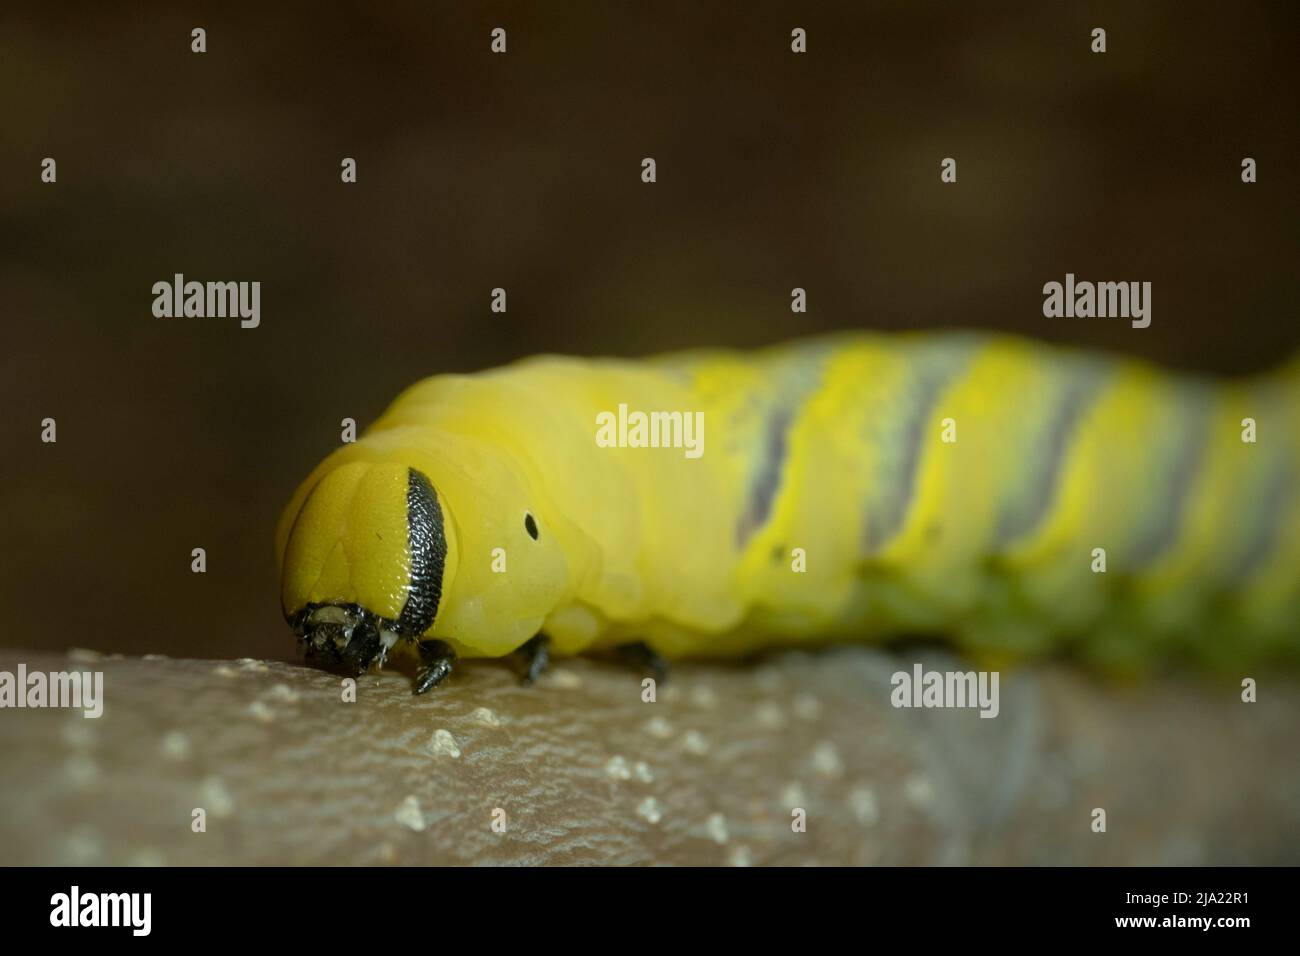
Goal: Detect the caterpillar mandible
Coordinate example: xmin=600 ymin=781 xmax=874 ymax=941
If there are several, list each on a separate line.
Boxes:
xmin=276 ymin=332 xmax=1300 ymax=692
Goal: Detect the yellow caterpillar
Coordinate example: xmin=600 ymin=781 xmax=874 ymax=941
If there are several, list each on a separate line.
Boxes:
xmin=276 ymin=332 xmax=1300 ymax=692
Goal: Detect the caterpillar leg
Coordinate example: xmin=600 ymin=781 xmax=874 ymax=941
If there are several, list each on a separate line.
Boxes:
xmin=515 ymin=634 xmax=550 ymax=686
xmin=413 ymin=638 xmax=456 ymax=695
xmin=616 ymin=641 xmax=669 ymax=684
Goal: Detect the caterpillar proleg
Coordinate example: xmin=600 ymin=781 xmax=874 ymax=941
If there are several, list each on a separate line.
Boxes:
xmin=277 ymin=332 xmax=1300 ymax=689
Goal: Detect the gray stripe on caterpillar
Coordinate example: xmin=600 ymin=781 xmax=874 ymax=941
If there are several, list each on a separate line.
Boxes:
xmin=862 ymin=342 xmax=973 ymax=555
xmin=735 ymin=349 xmax=830 ymax=549
xmin=995 ymin=362 xmax=1108 ymax=548
xmin=1126 ymin=385 xmax=1214 ymax=568
xmin=1226 ymin=383 xmax=1293 ymax=583
xmin=1227 ymin=449 xmax=1292 ymax=583
xmin=736 ymin=407 xmax=793 ymax=547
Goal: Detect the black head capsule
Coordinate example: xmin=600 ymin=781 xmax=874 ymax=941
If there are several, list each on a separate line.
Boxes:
xmin=292 ymin=603 xmax=388 ymax=676
xmin=286 ymin=468 xmax=449 ymax=685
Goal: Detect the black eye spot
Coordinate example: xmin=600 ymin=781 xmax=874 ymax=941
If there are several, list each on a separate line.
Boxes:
xmin=524 ymin=512 xmax=539 ymax=540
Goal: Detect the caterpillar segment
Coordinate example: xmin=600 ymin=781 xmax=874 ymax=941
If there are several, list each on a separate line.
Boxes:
xmin=276 ymin=333 xmax=1300 ymax=691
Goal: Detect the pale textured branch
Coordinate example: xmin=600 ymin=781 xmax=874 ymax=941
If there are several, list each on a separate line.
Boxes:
xmin=1 ymin=648 xmax=1296 ymax=865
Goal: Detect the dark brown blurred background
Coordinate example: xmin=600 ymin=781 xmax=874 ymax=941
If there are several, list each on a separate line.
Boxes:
xmin=3 ymin=1 xmax=1297 ymax=661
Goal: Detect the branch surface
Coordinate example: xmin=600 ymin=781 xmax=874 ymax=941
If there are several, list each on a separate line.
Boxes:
xmin=1 ymin=649 xmax=1295 ymax=865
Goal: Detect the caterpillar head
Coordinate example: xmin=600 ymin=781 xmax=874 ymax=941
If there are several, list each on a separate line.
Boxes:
xmin=278 ymin=461 xmax=454 ymax=676
xmin=278 ymin=449 xmax=571 ymax=679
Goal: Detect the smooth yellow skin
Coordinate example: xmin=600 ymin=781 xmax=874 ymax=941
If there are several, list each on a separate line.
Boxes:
xmin=277 ymin=333 xmax=1300 ymax=667
xmin=279 ymin=461 xmax=423 ymax=622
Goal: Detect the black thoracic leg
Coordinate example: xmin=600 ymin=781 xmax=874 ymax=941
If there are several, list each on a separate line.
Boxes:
xmin=413 ymin=638 xmax=456 ymax=695
xmin=515 ymin=634 xmax=551 ymax=686
xmin=615 ymin=640 xmax=668 ymax=684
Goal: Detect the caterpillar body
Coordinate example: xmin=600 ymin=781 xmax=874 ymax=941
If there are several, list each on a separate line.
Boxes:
xmin=276 ymin=332 xmax=1300 ymax=689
